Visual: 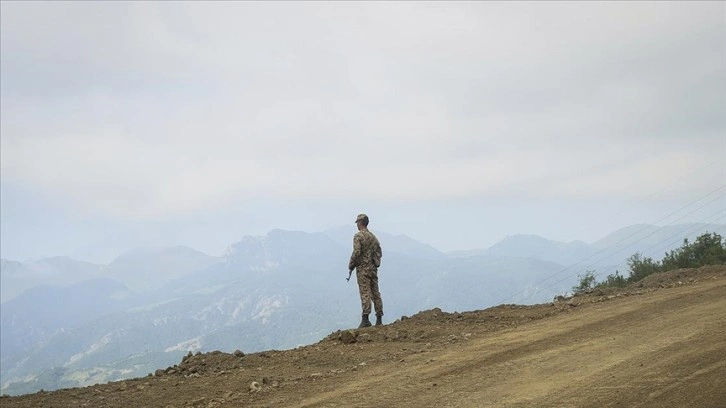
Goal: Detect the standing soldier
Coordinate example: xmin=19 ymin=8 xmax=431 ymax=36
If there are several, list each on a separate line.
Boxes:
xmin=348 ymin=213 xmax=384 ymax=328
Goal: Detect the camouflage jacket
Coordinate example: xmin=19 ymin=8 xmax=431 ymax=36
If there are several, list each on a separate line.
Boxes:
xmin=348 ymin=229 xmax=382 ymax=271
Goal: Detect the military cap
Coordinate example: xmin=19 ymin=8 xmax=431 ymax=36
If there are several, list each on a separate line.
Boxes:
xmin=355 ymin=214 xmax=369 ymax=224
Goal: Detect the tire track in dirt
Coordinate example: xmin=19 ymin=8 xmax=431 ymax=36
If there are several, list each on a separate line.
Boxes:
xmin=290 ymin=279 xmax=726 ymax=408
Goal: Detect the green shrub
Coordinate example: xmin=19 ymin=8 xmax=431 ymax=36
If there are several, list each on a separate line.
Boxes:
xmin=596 ymin=270 xmax=627 ymax=288
xmin=661 ymin=233 xmax=726 ymax=270
xmin=572 ymin=270 xmax=597 ymax=294
xmin=626 ymin=253 xmax=662 ymax=282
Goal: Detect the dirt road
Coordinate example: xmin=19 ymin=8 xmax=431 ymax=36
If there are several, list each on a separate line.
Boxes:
xmin=4 ymin=267 xmax=725 ymax=407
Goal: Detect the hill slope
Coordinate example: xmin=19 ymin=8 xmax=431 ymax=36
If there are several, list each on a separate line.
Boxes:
xmin=3 ymin=265 xmax=725 ymax=408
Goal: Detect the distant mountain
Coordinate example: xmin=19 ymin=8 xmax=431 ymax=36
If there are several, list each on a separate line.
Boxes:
xmin=592 ymin=223 xmax=726 ymax=253
xmin=324 ymin=226 xmax=447 ymax=260
xmin=0 ymin=278 xmax=133 ymax=364
xmin=449 ymin=223 xmax=726 ymax=274
xmin=0 ymin=229 xmax=569 ymax=395
xmin=448 ymin=234 xmax=597 ymax=266
xmin=0 ymin=257 xmax=104 ymax=302
xmin=104 ymin=246 xmax=220 ymax=292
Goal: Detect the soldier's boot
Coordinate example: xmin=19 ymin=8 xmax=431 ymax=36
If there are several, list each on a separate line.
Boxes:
xmin=359 ymin=314 xmax=372 ymax=328
xmin=375 ymin=314 xmax=383 ymax=326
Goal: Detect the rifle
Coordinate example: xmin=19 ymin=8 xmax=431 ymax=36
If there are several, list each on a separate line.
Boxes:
xmin=346 ymin=269 xmax=353 ymax=282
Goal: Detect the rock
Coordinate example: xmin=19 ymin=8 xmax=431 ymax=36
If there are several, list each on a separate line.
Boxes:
xmin=234 ymin=350 xmax=245 ymax=357
xmin=249 ymin=381 xmax=262 ymax=392
xmin=155 ymin=369 xmax=165 ymax=377
xmin=339 ymin=330 xmax=358 ymax=344
xmin=358 ymin=333 xmax=373 ymax=343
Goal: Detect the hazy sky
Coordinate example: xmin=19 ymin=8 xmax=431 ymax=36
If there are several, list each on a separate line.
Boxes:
xmin=1 ymin=1 xmax=725 ymax=262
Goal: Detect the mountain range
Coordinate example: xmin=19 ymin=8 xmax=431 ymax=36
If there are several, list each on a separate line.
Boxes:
xmin=1 ymin=222 xmax=724 ymax=395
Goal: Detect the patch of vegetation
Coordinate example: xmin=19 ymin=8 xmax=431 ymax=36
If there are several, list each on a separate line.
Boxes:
xmin=572 ymin=232 xmax=725 ymax=294
xmin=572 ymin=270 xmax=597 ymax=294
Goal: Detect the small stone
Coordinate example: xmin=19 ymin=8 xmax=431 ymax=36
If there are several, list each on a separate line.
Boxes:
xmin=155 ymin=369 xmax=165 ymax=377
xmin=339 ymin=330 xmax=358 ymax=344
xmin=249 ymin=381 xmax=262 ymax=392
xmin=387 ymin=331 xmax=401 ymax=341
xmin=234 ymin=350 xmax=245 ymax=357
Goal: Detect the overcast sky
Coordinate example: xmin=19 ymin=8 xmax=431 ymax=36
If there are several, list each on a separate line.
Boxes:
xmin=1 ymin=1 xmax=724 ymax=262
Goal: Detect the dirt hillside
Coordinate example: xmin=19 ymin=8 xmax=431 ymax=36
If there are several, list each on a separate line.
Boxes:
xmin=3 ymin=265 xmax=725 ymax=408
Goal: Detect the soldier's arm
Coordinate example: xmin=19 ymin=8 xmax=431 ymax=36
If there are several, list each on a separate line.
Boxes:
xmin=349 ymin=233 xmax=362 ymax=271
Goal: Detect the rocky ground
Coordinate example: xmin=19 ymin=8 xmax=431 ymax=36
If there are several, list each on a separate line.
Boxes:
xmin=3 ymin=265 xmax=725 ymax=408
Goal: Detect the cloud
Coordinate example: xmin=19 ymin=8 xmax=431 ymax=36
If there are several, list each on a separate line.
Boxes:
xmin=1 ymin=2 xmax=724 ymax=219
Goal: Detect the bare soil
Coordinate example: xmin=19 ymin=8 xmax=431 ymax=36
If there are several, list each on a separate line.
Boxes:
xmin=3 ymin=265 xmax=725 ymax=408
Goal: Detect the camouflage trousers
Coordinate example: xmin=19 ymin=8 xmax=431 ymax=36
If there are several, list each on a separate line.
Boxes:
xmin=356 ymin=267 xmax=383 ymax=316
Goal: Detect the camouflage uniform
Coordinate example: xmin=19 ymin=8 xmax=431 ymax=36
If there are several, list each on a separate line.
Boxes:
xmin=348 ymin=228 xmax=383 ymax=316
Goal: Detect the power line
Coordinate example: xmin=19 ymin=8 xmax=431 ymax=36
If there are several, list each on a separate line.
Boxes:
xmin=530 ymin=205 xmax=726 ymax=301
xmin=582 ymin=203 xmax=726 ymax=275
xmin=596 ymin=211 xmax=726 ymax=274
xmin=571 ymin=158 xmax=721 ymax=242
xmin=495 ymin=183 xmax=726 ymax=305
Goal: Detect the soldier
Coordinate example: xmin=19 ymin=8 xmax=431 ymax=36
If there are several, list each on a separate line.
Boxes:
xmin=348 ymin=213 xmax=384 ymax=328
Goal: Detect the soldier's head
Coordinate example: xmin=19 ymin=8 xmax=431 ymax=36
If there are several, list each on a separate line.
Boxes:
xmin=355 ymin=213 xmax=369 ymax=230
